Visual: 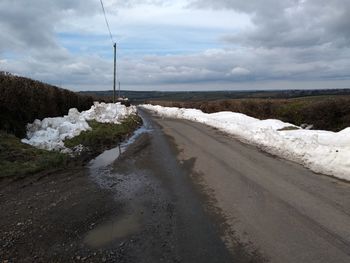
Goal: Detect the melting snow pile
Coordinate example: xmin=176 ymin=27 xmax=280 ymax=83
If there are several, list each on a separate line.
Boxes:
xmin=22 ymin=102 xmax=137 ymax=152
xmin=81 ymin=102 xmax=136 ymax=124
xmin=140 ymin=104 xmax=350 ymax=181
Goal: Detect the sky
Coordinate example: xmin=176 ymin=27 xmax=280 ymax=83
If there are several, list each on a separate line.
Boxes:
xmin=0 ymin=0 xmax=350 ymax=91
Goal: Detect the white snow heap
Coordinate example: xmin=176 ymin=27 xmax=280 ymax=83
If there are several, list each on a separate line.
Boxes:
xmin=22 ymin=102 xmax=137 ymax=152
xmin=81 ymin=102 xmax=136 ymax=124
xmin=140 ymin=104 xmax=350 ymax=181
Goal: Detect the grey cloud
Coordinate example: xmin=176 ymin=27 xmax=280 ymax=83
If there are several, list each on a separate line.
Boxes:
xmin=110 ymin=0 xmax=173 ymax=8
xmin=191 ymin=0 xmax=350 ymax=48
xmin=1 ymin=0 xmax=350 ymax=91
xmin=119 ymin=43 xmax=350 ymax=85
xmin=3 ymin=42 xmax=350 ymax=90
xmin=3 ymin=44 xmax=349 ymax=90
xmin=184 ymin=0 xmax=350 ymax=85
xmin=0 ymin=0 xmax=101 ymax=89
xmin=0 ymin=0 xmax=98 ymax=53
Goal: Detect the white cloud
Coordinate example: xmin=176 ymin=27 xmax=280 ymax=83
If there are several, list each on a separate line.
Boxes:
xmin=1 ymin=0 xmax=350 ymax=91
xmin=230 ymin=67 xmax=250 ymax=76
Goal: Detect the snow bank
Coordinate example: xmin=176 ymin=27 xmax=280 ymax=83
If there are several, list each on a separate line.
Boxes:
xmin=22 ymin=102 xmax=137 ymax=152
xmin=81 ymin=102 xmax=136 ymax=124
xmin=140 ymin=104 xmax=350 ymax=181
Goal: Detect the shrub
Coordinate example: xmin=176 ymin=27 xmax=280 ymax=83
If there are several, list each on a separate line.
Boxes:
xmin=149 ymin=96 xmax=350 ymax=132
xmin=0 ymin=72 xmax=94 ymax=137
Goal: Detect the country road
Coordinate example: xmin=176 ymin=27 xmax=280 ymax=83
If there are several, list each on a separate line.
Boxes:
xmin=143 ymin=109 xmax=350 ymax=263
xmin=1 ymin=109 xmax=350 ymax=263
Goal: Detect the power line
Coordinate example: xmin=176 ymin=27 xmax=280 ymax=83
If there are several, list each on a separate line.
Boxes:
xmin=99 ymin=0 xmax=114 ymax=43
xmin=99 ymin=0 xmax=121 ymax=102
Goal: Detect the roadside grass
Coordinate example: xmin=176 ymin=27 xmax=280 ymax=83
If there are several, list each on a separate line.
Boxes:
xmin=0 ymin=132 xmax=68 ymax=178
xmin=0 ymin=115 xmax=142 ymax=178
xmin=64 ymin=115 xmax=142 ymax=152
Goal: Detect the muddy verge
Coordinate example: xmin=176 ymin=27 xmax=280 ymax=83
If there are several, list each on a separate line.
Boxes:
xmin=0 ymin=119 xmax=144 ymax=262
xmin=0 ymin=111 xmax=255 ymax=263
xmin=0 ymin=167 xmax=124 ymax=262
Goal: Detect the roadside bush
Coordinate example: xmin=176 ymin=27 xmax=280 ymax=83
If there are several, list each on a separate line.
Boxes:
xmin=0 ymin=72 xmax=94 ymax=137
xmin=149 ymin=96 xmax=350 ymax=132
xmin=300 ymin=98 xmax=350 ymax=131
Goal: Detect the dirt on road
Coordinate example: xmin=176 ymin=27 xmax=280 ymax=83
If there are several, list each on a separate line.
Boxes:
xmin=0 ymin=111 xmax=260 ymax=263
xmin=0 ymin=167 xmax=128 ymax=262
xmin=5 ymin=108 xmax=350 ymax=263
xmin=155 ymin=114 xmax=350 ymax=263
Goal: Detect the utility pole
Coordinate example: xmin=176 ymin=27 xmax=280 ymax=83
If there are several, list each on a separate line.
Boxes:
xmin=113 ymin=42 xmax=116 ymax=103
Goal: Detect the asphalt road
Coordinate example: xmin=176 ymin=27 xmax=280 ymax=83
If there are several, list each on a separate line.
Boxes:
xmin=147 ymin=111 xmax=350 ymax=263
xmin=2 ymin=110 xmax=349 ymax=263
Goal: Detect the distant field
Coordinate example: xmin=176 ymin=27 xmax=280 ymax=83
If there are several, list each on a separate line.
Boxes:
xmin=80 ymin=89 xmax=350 ymax=103
xmin=81 ymin=89 xmax=350 ymax=131
xmin=148 ymin=95 xmax=350 ymax=132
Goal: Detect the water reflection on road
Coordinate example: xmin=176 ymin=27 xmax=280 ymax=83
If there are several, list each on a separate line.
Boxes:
xmin=85 ymin=110 xmax=152 ymax=248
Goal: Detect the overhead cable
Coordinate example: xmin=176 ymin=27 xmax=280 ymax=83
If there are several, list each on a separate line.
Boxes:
xmin=99 ymin=0 xmax=114 ymax=43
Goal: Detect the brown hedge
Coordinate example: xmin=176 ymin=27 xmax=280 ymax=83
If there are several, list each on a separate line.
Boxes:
xmin=148 ymin=96 xmax=350 ymax=132
xmin=0 ymin=72 xmax=94 ymax=137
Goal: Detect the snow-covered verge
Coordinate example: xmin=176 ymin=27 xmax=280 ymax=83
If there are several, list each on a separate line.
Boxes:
xmin=21 ymin=102 xmax=137 ymax=153
xmin=140 ymin=104 xmax=350 ymax=181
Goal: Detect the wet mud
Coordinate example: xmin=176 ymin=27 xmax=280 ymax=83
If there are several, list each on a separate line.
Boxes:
xmin=0 ymin=110 xmax=256 ymax=262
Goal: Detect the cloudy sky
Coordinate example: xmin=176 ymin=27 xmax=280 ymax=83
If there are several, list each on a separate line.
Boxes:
xmin=1 ymin=0 xmax=350 ymax=91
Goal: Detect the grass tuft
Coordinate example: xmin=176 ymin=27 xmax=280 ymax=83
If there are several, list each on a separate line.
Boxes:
xmin=0 ymin=132 xmax=68 ymax=178
xmin=64 ymin=115 xmax=142 ymax=152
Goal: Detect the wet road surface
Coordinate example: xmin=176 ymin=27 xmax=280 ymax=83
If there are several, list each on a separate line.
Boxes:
xmin=4 ymin=109 xmax=348 ymax=262
xmin=1 ymin=109 xmax=257 ymax=262
xmin=83 ymin=110 xmax=257 ymax=262
xmin=149 ymin=110 xmax=350 ymax=263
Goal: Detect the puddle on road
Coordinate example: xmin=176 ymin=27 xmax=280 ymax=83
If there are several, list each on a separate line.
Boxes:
xmin=85 ymin=112 xmax=152 ymax=248
xmin=85 ymin=214 xmax=140 ymax=248
xmin=89 ymin=118 xmax=152 ymax=172
xmin=89 ymin=147 xmax=121 ymax=170
xmin=88 ymin=120 xmax=152 ymax=190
